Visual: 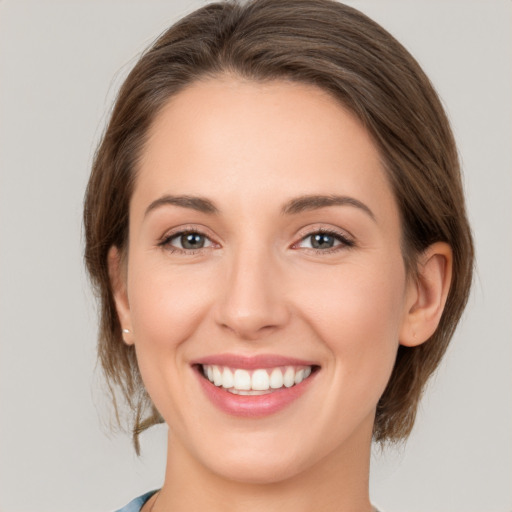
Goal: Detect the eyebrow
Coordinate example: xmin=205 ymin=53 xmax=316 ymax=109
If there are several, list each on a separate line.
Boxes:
xmin=144 ymin=193 xmax=375 ymax=221
xmin=281 ymin=194 xmax=376 ymax=221
xmin=144 ymin=195 xmax=219 ymax=217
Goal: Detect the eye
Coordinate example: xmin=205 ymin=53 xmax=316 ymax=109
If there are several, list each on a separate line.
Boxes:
xmin=295 ymin=229 xmax=354 ymax=252
xmin=160 ymin=230 xmax=214 ymax=252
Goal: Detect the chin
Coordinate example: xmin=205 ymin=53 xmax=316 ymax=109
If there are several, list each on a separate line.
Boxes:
xmin=205 ymin=449 xmax=310 ymax=485
xmin=182 ymin=426 xmax=331 ymax=486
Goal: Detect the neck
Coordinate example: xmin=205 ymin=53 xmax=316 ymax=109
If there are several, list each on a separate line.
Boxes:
xmin=155 ymin=421 xmax=374 ymax=512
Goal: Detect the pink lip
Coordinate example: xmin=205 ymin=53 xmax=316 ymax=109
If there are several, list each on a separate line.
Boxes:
xmin=191 ymin=354 xmax=319 ymax=418
xmin=191 ymin=353 xmax=317 ymax=369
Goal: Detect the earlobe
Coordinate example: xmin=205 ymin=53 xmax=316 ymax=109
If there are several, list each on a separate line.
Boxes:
xmin=400 ymin=242 xmax=453 ymax=347
xmin=108 ymin=246 xmax=134 ymax=345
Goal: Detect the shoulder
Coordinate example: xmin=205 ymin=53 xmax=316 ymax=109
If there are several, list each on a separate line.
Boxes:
xmin=114 ymin=490 xmax=158 ymax=512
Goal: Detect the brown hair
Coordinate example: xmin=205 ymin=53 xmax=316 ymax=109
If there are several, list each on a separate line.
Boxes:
xmin=84 ymin=0 xmax=473 ymax=453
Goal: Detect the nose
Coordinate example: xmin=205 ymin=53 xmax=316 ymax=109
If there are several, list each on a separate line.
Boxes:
xmin=214 ymin=245 xmax=291 ymax=341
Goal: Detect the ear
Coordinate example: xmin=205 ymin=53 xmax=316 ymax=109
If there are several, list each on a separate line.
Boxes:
xmin=400 ymin=242 xmax=453 ymax=347
xmin=108 ymin=246 xmax=134 ymax=345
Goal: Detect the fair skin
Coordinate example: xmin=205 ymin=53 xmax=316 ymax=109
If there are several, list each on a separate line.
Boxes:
xmin=109 ymin=77 xmax=452 ymax=512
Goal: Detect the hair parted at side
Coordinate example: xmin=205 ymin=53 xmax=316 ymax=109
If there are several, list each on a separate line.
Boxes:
xmin=84 ymin=0 xmax=473 ymax=454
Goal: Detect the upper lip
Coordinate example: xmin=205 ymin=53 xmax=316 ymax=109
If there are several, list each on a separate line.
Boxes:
xmin=191 ymin=353 xmax=318 ymax=369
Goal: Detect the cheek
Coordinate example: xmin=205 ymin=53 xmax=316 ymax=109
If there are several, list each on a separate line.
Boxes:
xmin=296 ymin=258 xmax=407 ymax=396
xmin=126 ymin=256 xmax=216 ymax=410
xmin=127 ymin=258 xmax=214 ymax=345
xmin=125 ymin=256 xmax=216 ymax=419
xmin=299 ymin=258 xmax=405 ymax=335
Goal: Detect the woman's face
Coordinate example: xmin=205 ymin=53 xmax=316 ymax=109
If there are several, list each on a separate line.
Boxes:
xmin=115 ymin=77 xmax=415 ymax=483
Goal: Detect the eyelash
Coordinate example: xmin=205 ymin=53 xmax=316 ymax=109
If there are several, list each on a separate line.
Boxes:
xmin=293 ymin=228 xmax=355 ymax=254
xmin=158 ymin=227 xmax=355 ymax=255
xmin=158 ymin=227 xmax=215 ymax=255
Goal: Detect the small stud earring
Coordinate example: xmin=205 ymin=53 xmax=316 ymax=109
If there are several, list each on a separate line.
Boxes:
xmin=122 ymin=328 xmax=130 ymax=334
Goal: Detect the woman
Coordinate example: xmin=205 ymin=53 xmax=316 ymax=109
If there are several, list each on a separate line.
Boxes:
xmin=84 ymin=1 xmax=473 ymax=511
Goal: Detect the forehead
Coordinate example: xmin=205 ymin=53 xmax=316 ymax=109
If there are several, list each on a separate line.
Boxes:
xmin=133 ymin=77 xmax=397 ymax=224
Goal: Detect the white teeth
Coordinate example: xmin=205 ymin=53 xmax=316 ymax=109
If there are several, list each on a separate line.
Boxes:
xmin=221 ymin=367 xmax=234 ymax=388
xmin=233 ymin=369 xmax=251 ymax=390
xmin=251 ymin=369 xmax=270 ymax=391
xmin=202 ymin=364 xmax=314 ymax=392
xmin=269 ymin=368 xmax=284 ymax=389
xmin=283 ymin=367 xmax=295 ymax=388
xmin=213 ymin=366 xmax=222 ymax=386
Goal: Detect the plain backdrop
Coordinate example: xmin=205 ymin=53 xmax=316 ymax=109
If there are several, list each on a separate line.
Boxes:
xmin=0 ymin=1 xmax=511 ymax=511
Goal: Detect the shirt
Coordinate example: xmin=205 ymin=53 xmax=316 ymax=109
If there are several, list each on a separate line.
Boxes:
xmin=115 ymin=490 xmax=158 ymax=512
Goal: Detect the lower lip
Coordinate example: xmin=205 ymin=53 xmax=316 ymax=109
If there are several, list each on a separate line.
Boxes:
xmin=195 ymin=366 xmax=317 ymax=418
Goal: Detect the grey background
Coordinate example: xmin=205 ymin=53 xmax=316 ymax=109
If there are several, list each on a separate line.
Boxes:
xmin=0 ymin=1 xmax=510 ymax=511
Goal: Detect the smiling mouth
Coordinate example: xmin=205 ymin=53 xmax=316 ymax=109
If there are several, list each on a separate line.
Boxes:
xmin=199 ymin=364 xmax=318 ymax=395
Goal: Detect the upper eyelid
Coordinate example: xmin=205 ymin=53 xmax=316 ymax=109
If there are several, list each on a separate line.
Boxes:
xmin=294 ymin=233 xmax=352 ymax=249
xmin=159 ymin=224 xmax=217 ymax=243
xmin=294 ymin=224 xmax=354 ymax=242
